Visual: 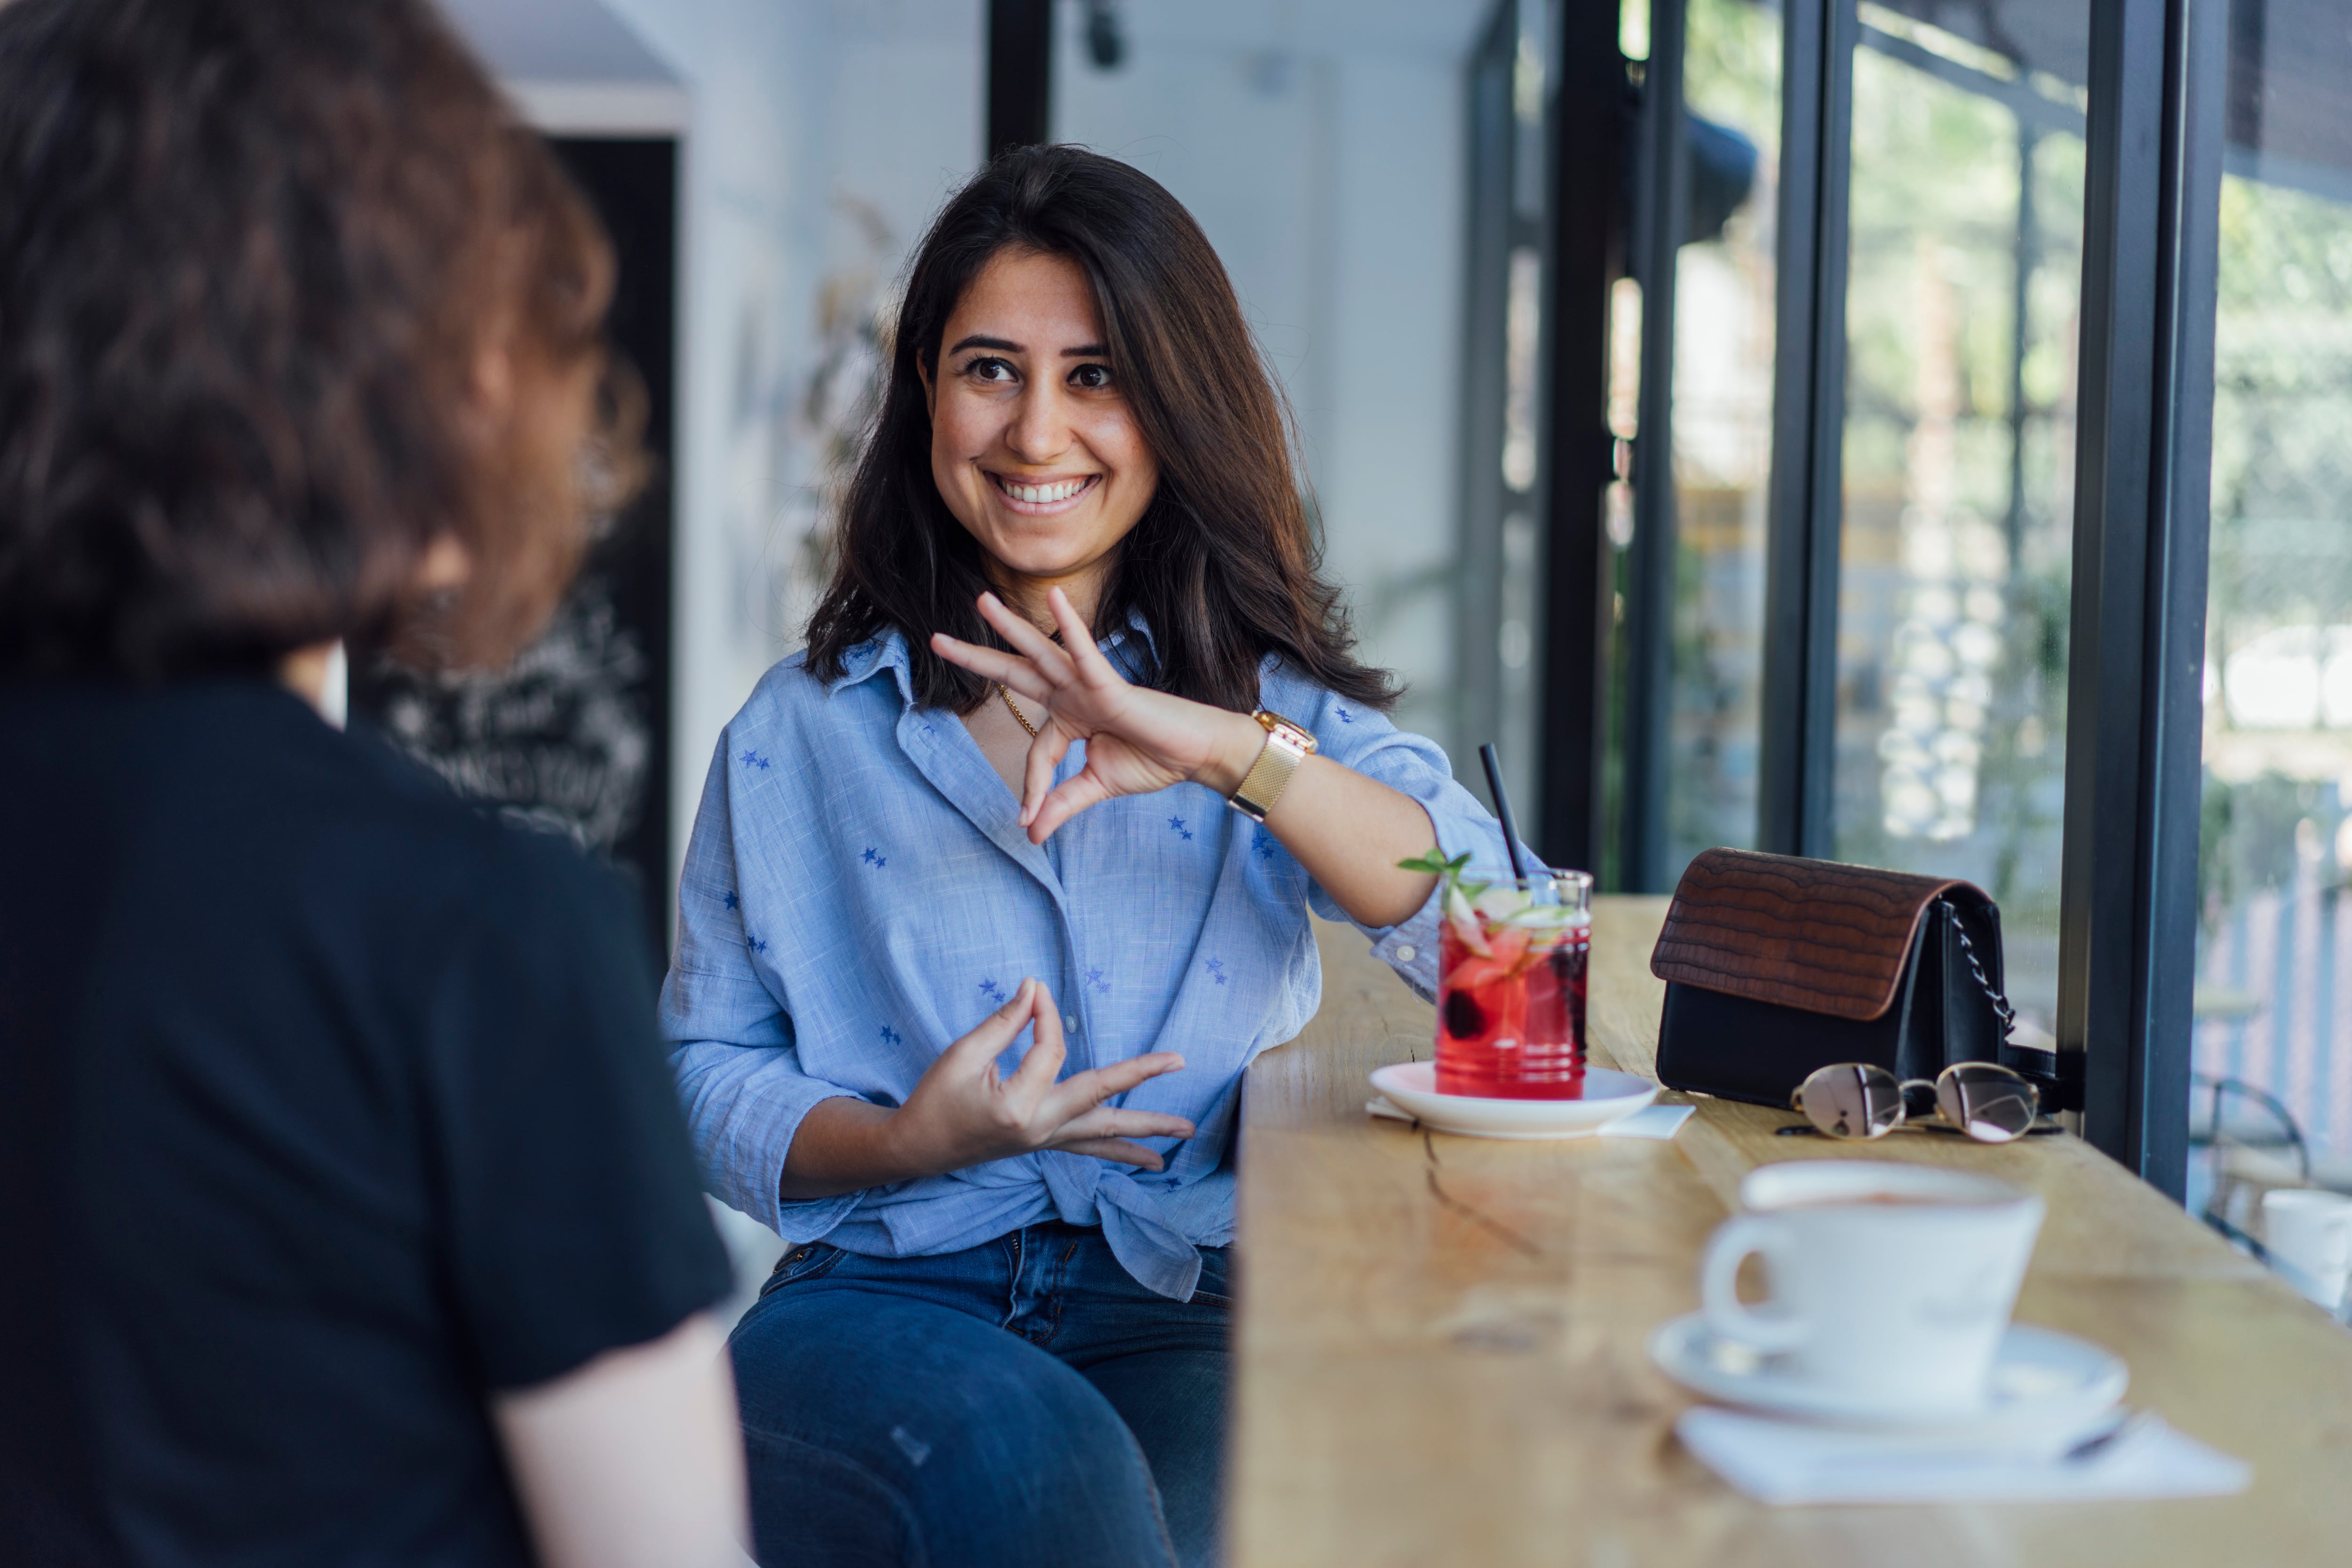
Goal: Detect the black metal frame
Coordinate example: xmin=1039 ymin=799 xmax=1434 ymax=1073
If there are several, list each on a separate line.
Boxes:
xmin=987 ymin=0 xmax=1053 ymax=155
xmin=1534 ymin=0 xmax=1629 ymax=871
xmin=1613 ymin=0 xmax=1689 ymax=892
xmin=2056 ymin=0 xmax=2225 ymax=1194
xmin=1755 ymin=0 xmax=1856 ymax=863
xmin=1455 ymin=7 xmax=1517 ymax=813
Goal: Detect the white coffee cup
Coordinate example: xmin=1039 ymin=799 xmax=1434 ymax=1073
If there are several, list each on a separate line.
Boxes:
xmin=1699 ymin=1160 xmax=2046 ymax=1417
xmin=2261 ymin=1188 xmax=2352 ymax=1313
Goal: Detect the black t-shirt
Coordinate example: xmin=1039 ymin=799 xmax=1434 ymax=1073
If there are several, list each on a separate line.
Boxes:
xmin=0 ymin=679 xmax=732 ymax=1567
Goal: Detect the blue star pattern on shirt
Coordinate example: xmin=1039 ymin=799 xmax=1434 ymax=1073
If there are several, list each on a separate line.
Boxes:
xmin=723 ymin=890 xmax=740 ymax=910
xmin=978 ymin=977 xmax=1005 ymax=1004
xmin=1168 ymin=814 xmax=1193 ymax=841
xmin=1085 ymin=966 xmax=1111 ymax=996
xmin=748 ymin=937 xmax=769 ymax=955
xmin=1205 ymin=957 xmax=1228 ymax=986
xmin=739 ymin=748 xmax=771 ymax=771
xmin=1252 ymin=831 xmax=1279 ymax=863
xmin=879 ymin=1025 xmax=903 ymax=1046
xmin=1335 ymin=706 xmax=1354 ymax=723
xmin=861 ymin=847 xmax=887 ymax=868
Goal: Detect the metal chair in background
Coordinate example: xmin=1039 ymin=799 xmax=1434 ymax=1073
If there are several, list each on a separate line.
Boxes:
xmin=2190 ymin=1073 xmax=2312 ymax=1262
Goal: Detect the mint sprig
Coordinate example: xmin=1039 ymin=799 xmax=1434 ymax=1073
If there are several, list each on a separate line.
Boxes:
xmin=1397 ymin=847 xmax=1489 ymax=905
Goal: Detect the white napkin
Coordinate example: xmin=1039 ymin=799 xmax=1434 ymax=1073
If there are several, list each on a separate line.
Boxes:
xmin=1676 ymin=1406 xmax=2251 ymax=1505
xmin=1364 ymin=1098 xmax=1695 ymax=1139
xmin=1597 ymin=1103 xmax=1696 ymax=1139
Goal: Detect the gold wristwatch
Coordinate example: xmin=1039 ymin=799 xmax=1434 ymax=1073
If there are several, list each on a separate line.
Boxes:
xmin=1226 ymin=709 xmax=1317 ymax=823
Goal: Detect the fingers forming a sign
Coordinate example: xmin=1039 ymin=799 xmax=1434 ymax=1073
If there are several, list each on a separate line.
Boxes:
xmin=932 ymin=588 xmax=1237 ymax=843
xmin=890 ymin=978 xmax=1193 ymax=1173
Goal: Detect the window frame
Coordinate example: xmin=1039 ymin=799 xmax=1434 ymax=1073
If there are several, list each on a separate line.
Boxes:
xmin=1754 ymin=0 xmax=1857 ymax=868
xmin=1528 ymin=0 xmax=2230 ymax=1195
xmin=1613 ymin=0 xmax=1692 ymax=893
xmin=2053 ymin=0 xmax=2225 ymax=1196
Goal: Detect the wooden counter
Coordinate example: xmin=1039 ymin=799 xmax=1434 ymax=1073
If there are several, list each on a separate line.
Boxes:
xmin=1227 ymin=897 xmax=2352 ymax=1567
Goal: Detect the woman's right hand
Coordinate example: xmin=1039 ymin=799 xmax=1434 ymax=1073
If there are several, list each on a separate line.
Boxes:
xmin=886 ymin=979 xmax=1192 ymax=1174
xmin=779 ymin=980 xmax=1192 ymax=1202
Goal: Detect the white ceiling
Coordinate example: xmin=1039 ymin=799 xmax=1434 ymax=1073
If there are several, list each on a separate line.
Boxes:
xmin=436 ymin=0 xmax=1497 ymax=90
xmin=1089 ymin=0 xmax=1497 ymax=61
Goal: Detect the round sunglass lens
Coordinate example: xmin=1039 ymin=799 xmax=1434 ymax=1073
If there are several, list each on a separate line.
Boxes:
xmin=1937 ymin=1064 xmax=2039 ymax=1143
xmin=1797 ymin=1064 xmax=1906 ymax=1139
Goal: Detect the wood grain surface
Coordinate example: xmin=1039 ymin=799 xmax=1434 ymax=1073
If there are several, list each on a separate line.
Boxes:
xmin=1227 ymin=897 xmax=2352 ymax=1568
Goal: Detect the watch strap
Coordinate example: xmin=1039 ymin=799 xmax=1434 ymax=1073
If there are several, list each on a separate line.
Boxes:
xmin=1228 ymin=711 xmax=1316 ymax=823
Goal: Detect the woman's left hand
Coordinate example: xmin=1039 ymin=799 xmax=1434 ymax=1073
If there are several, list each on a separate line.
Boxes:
xmin=932 ymin=588 xmax=1263 ymax=843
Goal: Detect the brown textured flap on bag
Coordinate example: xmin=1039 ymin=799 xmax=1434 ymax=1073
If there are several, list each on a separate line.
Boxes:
xmin=1649 ymin=848 xmax=1987 ymax=1022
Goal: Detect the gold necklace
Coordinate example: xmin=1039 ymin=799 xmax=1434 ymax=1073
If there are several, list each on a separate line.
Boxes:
xmin=996 ymin=683 xmax=1039 ymax=738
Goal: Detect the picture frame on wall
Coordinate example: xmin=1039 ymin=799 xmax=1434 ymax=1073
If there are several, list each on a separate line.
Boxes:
xmin=350 ymin=135 xmax=679 ymax=964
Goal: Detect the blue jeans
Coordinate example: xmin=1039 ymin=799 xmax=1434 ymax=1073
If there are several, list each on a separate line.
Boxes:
xmin=728 ymin=1221 xmax=1229 ymax=1568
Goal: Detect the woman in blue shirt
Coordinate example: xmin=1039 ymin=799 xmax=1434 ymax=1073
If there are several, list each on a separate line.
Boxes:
xmin=664 ymin=145 xmax=1519 ymax=1568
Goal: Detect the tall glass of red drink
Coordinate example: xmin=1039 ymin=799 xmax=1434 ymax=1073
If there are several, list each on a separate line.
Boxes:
xmin=1434 ymin=870 xmax=1594 ymax=1098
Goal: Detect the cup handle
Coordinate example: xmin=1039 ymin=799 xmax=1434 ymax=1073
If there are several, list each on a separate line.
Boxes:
xmin=1699 ymin=1214 xmax=1808 ymax=1353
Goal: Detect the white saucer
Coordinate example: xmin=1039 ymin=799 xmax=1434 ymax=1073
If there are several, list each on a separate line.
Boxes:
xmin=1367 ymin=1060 xmax=1658 ymax=1139
xmin=1648 ymin=1313 xmax=2129 ymax=1442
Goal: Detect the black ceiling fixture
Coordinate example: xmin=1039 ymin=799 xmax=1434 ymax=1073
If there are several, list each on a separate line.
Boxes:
xmin=1085 ymin=0 xmax=1125 ymax=70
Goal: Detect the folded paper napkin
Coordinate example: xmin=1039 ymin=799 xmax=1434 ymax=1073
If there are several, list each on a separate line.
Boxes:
xmin=1364 ymin=1098 xmax=1696 ymax=1140
xmin=1676 ymin=1406 xmax=2251 ymax=1505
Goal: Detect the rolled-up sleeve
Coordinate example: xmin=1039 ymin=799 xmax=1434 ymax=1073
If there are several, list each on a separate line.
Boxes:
xmin=660 ymin=735 xmax=863 ymax=1240
xmin=1292 ymin=687 xmax=1541 ymax=1002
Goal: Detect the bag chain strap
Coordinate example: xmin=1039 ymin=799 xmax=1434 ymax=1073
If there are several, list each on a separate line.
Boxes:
xmin=1938 ymin=898 xmax=2018 ymax=1041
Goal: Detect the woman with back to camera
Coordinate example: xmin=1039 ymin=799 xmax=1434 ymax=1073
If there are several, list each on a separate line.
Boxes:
xmin=0 ymin=2 xmax=747 ymax=1564
xmin=667 ymin=144 xmax=1531 ymax=1568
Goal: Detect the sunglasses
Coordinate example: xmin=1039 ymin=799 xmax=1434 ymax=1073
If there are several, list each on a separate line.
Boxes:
xmin=1783 ymin=1061 xmax=2051 ymax=1145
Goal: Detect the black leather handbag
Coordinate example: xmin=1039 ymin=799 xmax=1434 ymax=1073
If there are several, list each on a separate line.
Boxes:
xmin=1647 ymin=848 xmax=2071 ymax=1111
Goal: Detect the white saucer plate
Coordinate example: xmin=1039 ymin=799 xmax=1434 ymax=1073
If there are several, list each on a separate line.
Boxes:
xmin=1366 ymin=1060 xmax=1658 ymax=1140
xmin=1647 ymin=1313 xmax=2129 ymax=1444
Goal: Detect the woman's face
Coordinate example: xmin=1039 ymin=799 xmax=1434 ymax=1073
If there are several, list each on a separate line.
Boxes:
xmin=923 ymin=247 xmax=1159 ymax=603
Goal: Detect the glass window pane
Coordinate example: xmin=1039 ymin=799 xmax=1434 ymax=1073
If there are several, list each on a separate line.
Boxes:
xmin=2193 ymin=0 xmax=2352 ymax=1218
xmin=1831 ymin=2 xmax=2090 ymax=1045
xmin=1663 ymin=0 xmax=1782 ymax=882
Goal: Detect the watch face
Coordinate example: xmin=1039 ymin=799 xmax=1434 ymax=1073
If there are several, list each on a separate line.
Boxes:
xmin=1255 ymin=710 xmax=1315 ymax=754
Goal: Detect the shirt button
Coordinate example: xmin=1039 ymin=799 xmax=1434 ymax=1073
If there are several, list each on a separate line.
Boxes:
xmin=1396 ymin=944 xmax=1418 ymax=963
xmin=1064 ymin=1013 xmax=1079 ymax=1031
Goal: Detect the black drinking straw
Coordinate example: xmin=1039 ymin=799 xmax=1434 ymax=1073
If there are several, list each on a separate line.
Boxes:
xmin=1477 ymin=742 xmax=1529 ymax=883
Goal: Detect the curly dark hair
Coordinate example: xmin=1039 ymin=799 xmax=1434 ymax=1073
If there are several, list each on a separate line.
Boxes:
xmin=804 ymin=143 xmax=1396 ymax=715
xmin=0 ymin=0 xmax=637 ymax=680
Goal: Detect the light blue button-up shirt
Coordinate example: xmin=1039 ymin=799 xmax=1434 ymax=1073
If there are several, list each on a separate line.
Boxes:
xmin=660 ymin=624 xmax=1520 ymax=1299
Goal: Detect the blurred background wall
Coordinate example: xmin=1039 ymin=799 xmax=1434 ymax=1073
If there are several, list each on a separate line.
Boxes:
xmin=1053 ymin=0 xmax=1488 ymax=760
xmin=589 ymin=0 xmax=981 ymax=885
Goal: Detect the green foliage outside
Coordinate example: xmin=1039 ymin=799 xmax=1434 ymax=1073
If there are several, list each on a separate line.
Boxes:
xmin=2200 ymin=174 xmax=2352 ymax=925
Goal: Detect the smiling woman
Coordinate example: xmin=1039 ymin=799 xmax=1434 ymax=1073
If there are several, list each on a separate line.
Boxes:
xmin=808 ymin=146 xmax=1391 ymax=719
xmin=922 ymin=248 xmax=1157 ymax=586
xmin=669 ymin=145 xmax=1526 ymax=1568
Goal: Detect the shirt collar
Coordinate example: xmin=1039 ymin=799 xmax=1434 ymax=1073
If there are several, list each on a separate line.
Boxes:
xmin=826 ymin=629 xmax=913 ymax=703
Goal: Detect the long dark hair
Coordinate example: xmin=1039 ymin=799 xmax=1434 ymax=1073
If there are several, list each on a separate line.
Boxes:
xmin=805 ymin=144 xmax=1396 ymax=715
